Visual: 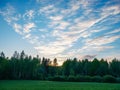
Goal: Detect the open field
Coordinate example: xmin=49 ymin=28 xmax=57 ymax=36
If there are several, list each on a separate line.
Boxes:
xmin=0 ymin=80 xmax=120 ymax=90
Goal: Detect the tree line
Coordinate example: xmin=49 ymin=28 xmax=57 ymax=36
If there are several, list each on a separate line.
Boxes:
xmin=0 ymin=51 xmax=120 ymax=83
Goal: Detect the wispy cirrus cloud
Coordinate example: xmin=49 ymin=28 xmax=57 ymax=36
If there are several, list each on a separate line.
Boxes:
xmin=39 ymin=5 xmax=58 ymax=15
xmin=0 ymin=4 xmax=20 ymax=23
xmin=49 ymin=15 xmax=63 ymax=21
xmin=0 ymin=4 xmax=39 ymax=46
xmin=86 ymin=35 xmax=120 ymax=46
xmin=0 ymin=0 xmax=120 ymax=59
xmin=106 ymin=28 xmax=120 ymax=34
xmin=23 ymin=23 xmax=36 ymax=33
xmin=76 ymin=35 xmax=120 ymax=55
xmin=13 ymin=23 xmax=22 ymax=35
xmin=23 ymin=10 xmax=35 ymax=20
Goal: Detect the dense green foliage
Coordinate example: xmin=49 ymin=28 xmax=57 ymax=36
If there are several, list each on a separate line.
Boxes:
xmin=0 ymin=80 xmax=120 ymax=90
xmin=0 ymin=51 xmax=120 ymax=83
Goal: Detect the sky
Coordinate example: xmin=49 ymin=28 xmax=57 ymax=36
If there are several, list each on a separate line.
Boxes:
xmin=0 ymin=0 xmax=120 ymax=63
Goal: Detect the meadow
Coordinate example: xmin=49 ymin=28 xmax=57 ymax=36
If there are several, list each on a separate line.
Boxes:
xmin=0 ymin=80 xmax=120 ymax=90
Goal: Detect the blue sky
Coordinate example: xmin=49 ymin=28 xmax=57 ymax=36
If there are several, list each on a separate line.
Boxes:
xmin=0 ymin=0 xmax=120 ymax=63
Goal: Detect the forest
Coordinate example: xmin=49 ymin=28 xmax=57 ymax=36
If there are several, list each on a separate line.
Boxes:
xmin=0 ymin=51 xmax=120 ymax=83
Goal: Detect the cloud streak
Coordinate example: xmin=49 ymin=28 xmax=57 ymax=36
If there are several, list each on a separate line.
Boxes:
xmin=0 ymin=0 xmax=120 ymax=59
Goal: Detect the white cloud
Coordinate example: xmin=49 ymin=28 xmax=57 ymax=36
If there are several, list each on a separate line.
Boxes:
xmin=60 ymin=0 xmax=81 ymax=16
xmin=37 ymin=0 xmax=120 ymax=57
xmin=86 ymin=35 xmax=120 ymax=46
xmin=78 ymin=45 xmax=114 ymax=53
xmin=23 ymin=10 xmax=35 ymax=20
xmin=47 ymin=4 xmax=120 ymax=56
xmin=23 ymin=23 xmax=36 ymax=33
xmin=49 ymin=15 xmax=63 ymax=21
xmin=26 ymin=35 xmax=39 ymax=44
xmin=0 ymin=4 xmax=40 ymax=50
xmin=0 ymin=4 xmax=20 ymax=23
xmin=39 ymin=5 xmax=57 ymax=15
xmin=77 ymin=35 xmax=120 ymax=54
xmin=39 ymin=29 xmax=48 ymax=32
xmin=34 ymin=45 xmax=66 ymax=55
xmin=96 ymin=46 xmax=114 ymax=51
xmin=71 ymin=5 xmax=80 ymax=11
xmin=55 ymin=21 xmax=70 ymax=30
xmin=101 ymin=4 xmax=120 ymax=18
xmin=106 ymin=28 xmax=120 ymax=34
xmin=24 ymin=34 xmax=31 ymax=39
xmin=36 ymin=0 xmax=49 ymax=4
xmin=1 ymin=0 xmax=120 ymax=59
xmin=13 ymin=23 xmax=22 ymax=35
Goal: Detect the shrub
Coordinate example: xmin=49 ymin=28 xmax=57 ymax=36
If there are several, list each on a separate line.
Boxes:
xmin=76 ymin=75 xmax=92 ymax=82
xmin=92 ymin=76 xmax=102 ymax=82
xmin=83 ymin=76 xmax=92 ymax=82
xmin=67 ymin=75 xmax=76 ymax=82
xmin=116 ymin=77 xmax=120 ymax=83
xmin=103 ymin=75 xmax=116 ymax=83
xmin=49 ymin=76 xmax=66 ymax=81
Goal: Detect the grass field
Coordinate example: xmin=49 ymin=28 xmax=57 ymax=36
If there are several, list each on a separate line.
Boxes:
xmin=0 ymin=80 xmax=120 ymax=90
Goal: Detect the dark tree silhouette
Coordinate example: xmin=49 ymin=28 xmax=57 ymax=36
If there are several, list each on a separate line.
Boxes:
xmin=0 ymin=51 xmax=120 ymax=83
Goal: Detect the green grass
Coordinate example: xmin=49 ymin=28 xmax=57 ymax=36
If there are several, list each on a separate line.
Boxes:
xmin=0 ymin=80 xmax=120 ymax=90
